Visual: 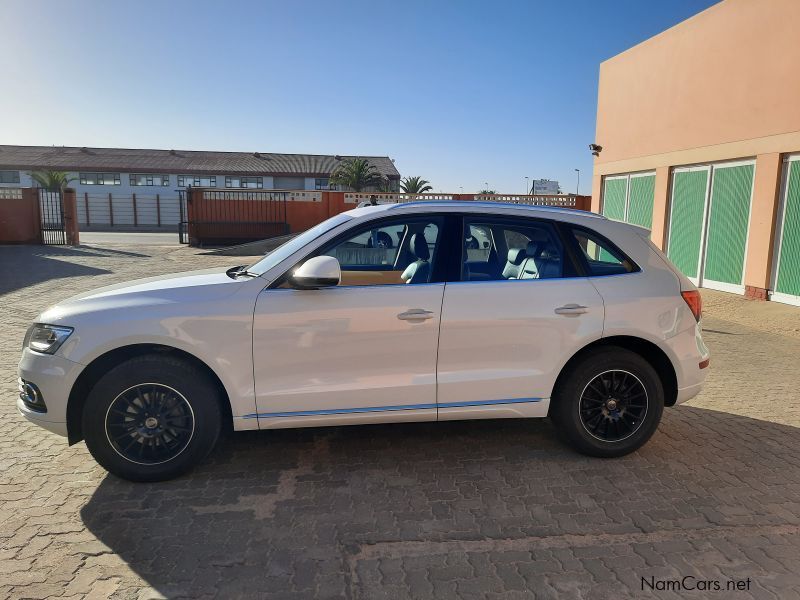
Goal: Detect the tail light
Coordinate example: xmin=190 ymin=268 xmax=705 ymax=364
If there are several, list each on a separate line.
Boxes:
xmin=681 ymin=290 xmax=702 ymax=322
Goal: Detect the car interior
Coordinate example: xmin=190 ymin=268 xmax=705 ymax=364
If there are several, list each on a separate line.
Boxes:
xmin=321 ymin=221 xmax=440 ymax=286
xmin=462 ymin=222 xmax=565 ymax=282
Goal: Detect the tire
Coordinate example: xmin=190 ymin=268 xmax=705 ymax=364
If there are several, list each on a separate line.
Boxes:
xmin=82 ymin=354 xmax=223 ymax=482
xmin=549 ymin=347 xmax=664 ymax=457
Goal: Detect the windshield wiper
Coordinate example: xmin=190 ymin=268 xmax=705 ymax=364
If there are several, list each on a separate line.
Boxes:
xmin=226 ymin=266 xmax=258 ymax=279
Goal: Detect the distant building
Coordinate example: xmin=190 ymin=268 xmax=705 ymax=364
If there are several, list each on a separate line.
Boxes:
xmin=0 ymin=145 xmax=401 ymax=196
xmin=531 ymin=179 xmax=559 ymax=195
xmin=0 ymin=145 xmax=401 ymax=230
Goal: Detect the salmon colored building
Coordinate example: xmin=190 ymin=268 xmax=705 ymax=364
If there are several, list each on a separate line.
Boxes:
xmin=591 ymin=0 xmax=800 ymax=305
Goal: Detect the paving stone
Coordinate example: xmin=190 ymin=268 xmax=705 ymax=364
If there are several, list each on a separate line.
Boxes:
xmin=1 ymin=244 xmax=800 ymax=598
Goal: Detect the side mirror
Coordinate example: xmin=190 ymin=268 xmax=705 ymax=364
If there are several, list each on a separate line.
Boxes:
xmin=289 ymin=256 xmax=341 ymax=289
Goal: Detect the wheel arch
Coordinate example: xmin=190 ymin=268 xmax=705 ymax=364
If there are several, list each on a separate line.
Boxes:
xmin=66 ymin=344 xmax=233 ymax=445
xmin=551 ymin=336 xmax=678 ymax=411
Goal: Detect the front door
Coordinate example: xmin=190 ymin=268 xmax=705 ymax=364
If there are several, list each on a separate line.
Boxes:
xmin=251 ymin=215 xmax=446 ymax=428
xmin=436 ymin=216 xmax=604 ymax=420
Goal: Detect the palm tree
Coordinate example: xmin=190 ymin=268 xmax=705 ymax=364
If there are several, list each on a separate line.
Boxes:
xmin=329 ymin=158 xmax=385 ymax=192
xmin=400 ymin=176 xmax=433 ymax=194
xmin=377 ymin=179 xmax=395 ymax=193
xmin=478 ymin=188 xmax=497 ymax=195
xmin=32 ymin=170 xmax=75 ymax=192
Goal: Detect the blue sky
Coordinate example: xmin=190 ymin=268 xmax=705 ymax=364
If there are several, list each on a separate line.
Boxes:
xmin=1 ymin=0 xmax=717 ymax=194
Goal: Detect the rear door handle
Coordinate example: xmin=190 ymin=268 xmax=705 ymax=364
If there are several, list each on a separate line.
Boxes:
xmin=397 ymin=309 xmax=434 ymax=321
xmin=554 ymin=304 xmax=588 ymax=316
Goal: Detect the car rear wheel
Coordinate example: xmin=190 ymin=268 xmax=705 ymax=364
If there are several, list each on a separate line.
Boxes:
xmin=82 ymin=354 xmax=222 ymax=482
xmin=550 ymin=347 xmax=664 ymax=457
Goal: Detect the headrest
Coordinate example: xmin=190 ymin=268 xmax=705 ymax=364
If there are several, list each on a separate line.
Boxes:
xmin=539 ymin=242 xmax=560 ymax=260
xmin=507 ymin=248 xmax=526 ymax=265
xmin=526 ymin=241 xmax=540 ymax=257
xmin=411 ymin=233 xmax=430 ymax=260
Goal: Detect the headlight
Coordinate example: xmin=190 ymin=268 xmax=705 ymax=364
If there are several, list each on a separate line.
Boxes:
xmin=25 ymin=324 xmax=73 ymax=354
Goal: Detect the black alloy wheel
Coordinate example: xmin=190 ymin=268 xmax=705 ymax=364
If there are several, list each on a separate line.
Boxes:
xmin=105 ymin=383 xmax=195 ymax=465
xmin=578 ymin=369 xmax=648 ymax=442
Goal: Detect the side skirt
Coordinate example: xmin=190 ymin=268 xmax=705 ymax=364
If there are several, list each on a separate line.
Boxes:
xmin=232 ymin=397 xmax=549 ymax=431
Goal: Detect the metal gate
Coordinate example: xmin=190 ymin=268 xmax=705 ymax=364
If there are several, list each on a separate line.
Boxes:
xmin=180 ymin=189 xmax=290 ymax=246
xmin=38 ymin=189 xmax=67 ymax=245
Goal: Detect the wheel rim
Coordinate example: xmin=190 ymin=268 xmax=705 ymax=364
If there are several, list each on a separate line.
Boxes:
xmin=104 ymin=383 xmax=195 ymax=465
xmin=579 ymin=369 xmax=648 ymax=443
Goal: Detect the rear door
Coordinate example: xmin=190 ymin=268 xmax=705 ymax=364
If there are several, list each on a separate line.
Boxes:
xmin=436 ymin=215 xmax=604 ymax=420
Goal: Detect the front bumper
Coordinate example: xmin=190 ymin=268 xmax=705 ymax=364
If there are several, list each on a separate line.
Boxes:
xmin=17 ymin=348 xmax=84 ymax=438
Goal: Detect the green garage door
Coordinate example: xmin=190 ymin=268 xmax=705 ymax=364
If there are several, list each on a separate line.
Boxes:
xmin=668 ymin=169 xmax=709 ymax=280
xmin=602 ymin=177 xmax=627 ymax=221
xmin=775 ymin=160 xmax=800 ymax=299
xmin=628 ymin=174 xmax=655 ymax=228
xmin=703 ymin=164 xmax=754 ymax=289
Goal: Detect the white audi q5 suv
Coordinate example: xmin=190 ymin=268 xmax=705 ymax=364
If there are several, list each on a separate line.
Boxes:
xmin=18 ymin=202 xmax=709 ymax=481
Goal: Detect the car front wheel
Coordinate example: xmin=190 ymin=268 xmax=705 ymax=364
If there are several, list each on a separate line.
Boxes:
xmin=82 ymin=354 xmax=222 ymax=482
xmin=550 ymin=347 xmax=664 ymax=457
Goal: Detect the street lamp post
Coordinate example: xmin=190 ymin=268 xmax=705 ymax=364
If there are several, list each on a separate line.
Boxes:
xmin=575 ymin=169 xmax=580 ymax=195
xmin=525 ymin=176 xmax=529 ymax=195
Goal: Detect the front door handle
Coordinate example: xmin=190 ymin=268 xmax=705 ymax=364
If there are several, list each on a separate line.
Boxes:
xmin=397 ymin=309 xmax=434 ymax=321
xmin=554 ymin=304 xmax=588 ymax=316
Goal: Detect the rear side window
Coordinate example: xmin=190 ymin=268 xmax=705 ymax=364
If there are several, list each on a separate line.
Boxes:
xmin=570 ymin=228 xmax=637 ymax=276
xmin=461 ymin=218 xmax=576 ymax=281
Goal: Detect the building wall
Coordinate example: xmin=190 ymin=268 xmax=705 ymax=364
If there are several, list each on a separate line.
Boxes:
xmin=592 ymin=0 xmax=800 ymax=300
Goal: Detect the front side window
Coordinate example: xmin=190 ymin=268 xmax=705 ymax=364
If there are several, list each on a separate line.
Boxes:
xmin=0 ymin=170 xmax=20 ymax=184
xmin=316 ymin=217 xmax=443 ymax=286
xmin=462 ymin=218 xmax=568 ymax=282
xmin=248 ymin=213 xmax=351 ymax=276
xmin=129 ymin=173 xmax=169 ymax=186
xmin=79 ymin=172 xmax=120 ymax=185
xmin=178 ymin=175 xmax=216 ymax=187
xmin=570 ymin=228 xmax=637 ymax=276
xmin=226 ymin=176 xmax=263 ymax=189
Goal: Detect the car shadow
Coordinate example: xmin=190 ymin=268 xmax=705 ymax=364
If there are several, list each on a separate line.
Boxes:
xmin=79 ymin=407 xmax=800 ymax=598
xmin=0 ymin=245 xmax=146 ymax=295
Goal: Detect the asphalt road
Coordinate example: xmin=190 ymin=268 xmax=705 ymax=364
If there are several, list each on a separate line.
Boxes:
xmin=78 ymin=231 xmax=180 ymax=246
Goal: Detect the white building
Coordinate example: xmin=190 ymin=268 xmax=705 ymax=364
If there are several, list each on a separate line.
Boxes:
xmin=0 ymin=145 xmax=401 ymax=229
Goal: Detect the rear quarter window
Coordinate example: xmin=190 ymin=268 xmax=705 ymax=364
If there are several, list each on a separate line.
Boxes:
xmin=570 ymin=227 xmax=638 ymax=276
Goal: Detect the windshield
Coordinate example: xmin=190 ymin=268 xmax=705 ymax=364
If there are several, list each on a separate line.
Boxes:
xmin=246 ymin=213 xmax=352 ymax=276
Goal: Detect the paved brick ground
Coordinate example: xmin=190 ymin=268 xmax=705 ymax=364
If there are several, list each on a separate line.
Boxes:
xmin=1 ymin=243 xmax=800 ymax=600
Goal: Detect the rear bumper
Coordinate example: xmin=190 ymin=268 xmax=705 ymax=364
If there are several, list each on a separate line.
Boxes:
xmin=675 ymin=381 xmax=704 ymax=405
xmin=663 ymin=321 xmax=710 ymax=405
